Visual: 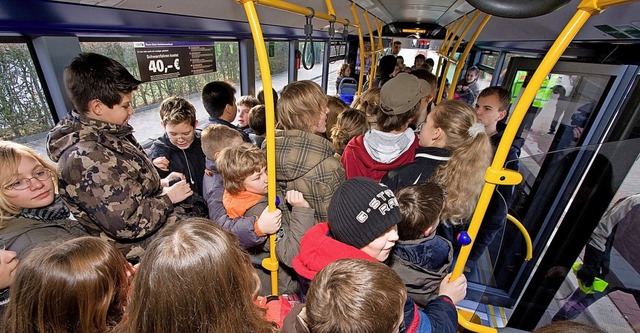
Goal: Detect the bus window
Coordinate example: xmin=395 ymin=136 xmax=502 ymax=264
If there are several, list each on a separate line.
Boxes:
xmin=0 ymin=42 xmax=54 ymax=159
xmin=255 ymin=41 xmax=289 ymax=95
xmin=80 ymin=41 xmax=240 ymax=146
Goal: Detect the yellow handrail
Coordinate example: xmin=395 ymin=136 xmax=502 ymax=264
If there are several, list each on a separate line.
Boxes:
xmin=446 ymin=13 xmax=491 ymax=102
xmin=435 ymin=22 xmax=454 ymax=78
xmin=507 ymin=214 xmax=533 ymax=261
xmin=452 ymin=0 xmax=638 ymax=331
xmin=351 ymin=3 xmax=366 ymax=96
xmin=363 ymin=11 xmax=377 ymax=90
xmin=254 ymin=0 xmax=355 ymax=27
xmin=238 ymin=0 xmax=279 ymax=295
xmin=436 ymin=14 xmax=468 ymax=103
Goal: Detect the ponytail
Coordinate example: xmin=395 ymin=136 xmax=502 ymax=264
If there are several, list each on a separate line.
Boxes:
xmin=428 ymin=100 xmax=493 ymax=225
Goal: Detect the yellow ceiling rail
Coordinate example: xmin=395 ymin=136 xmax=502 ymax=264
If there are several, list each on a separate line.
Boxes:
xmin=451 ymin=0 xmax=639 ymax=331
xmin=254 ymin=0 xmax=357 ymax=27
xmin=237 ymin=0 xmax=279 ymax=295
xmin=446 ymin=12 xmax=491 ymax=101
xmin=351 ymin=3 xmax=366 ymax=96
xmin=324 ymin=0 xmax=336 ymax=18
xmin=436 ymin=14 xmax=468 ymax=103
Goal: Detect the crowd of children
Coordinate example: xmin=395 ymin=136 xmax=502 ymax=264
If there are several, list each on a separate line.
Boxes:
xmin=0 ymin=50 xmax=575 ymax=333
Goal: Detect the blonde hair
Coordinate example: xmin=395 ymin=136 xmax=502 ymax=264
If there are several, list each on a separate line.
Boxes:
xmin=3 ymin=237 xmax=131 ymax=333
xmin=278 ymin=80 xmax=327 ymax=132
xmin=330 ymin=108 xmax=368 ymax=151
xmin=118 ymin=218 xmax=276 ymax=333
xmin=216 ymin=143 xmax=267 ymax=195
xmin=159 ymin=96 xmax=197 ymax=127
xmin=201 ymin=124 xmax=243 ymax=161
xmin=0 ymin=141 xmax=57 ymax=225
xmin=351 ymin=87 xmax=381 ymax=130
xmin=429 ymin=100 xmax=492 ymax=225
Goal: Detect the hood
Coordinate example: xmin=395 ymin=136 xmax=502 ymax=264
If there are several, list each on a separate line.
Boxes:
xmin=152 ymin=131 xmax=202 ymax=153
xmin=274 ymin=130 xmax=336 ymax=181
xmin=292 ymin=223 xmax=376 ymax=280
xmin=394 ymin=234 xmax=452 ymax=270
xmin=346 ymin=135 xmax=418 ymax=173
xmin=47 ymin=110 xmax=135 ymax=162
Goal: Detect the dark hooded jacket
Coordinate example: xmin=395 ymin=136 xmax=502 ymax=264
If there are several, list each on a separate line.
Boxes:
xmin=148 ymin=132 xmax=206 ymax=196
xmin=391 ymin=234 xmax=453 ymax=308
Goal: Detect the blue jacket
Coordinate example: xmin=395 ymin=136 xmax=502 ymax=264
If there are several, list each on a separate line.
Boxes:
xmin=392 ymin=234 xmax=453 ymax=308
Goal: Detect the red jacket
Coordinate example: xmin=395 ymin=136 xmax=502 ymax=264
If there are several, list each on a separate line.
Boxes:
xmin=340 ymin=135 xmax=419 ymax=182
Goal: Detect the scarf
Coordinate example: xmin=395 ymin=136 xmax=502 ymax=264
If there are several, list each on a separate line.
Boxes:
xmin=363 ymin=128 xmax=415 ymax=163
xmin=18 ymin=196 xmax=70 ymax=221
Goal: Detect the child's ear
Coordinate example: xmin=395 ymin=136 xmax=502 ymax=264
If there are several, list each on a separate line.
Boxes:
xmin=213 ymin=151 xmax=220 ymax=160
xmin=194 ymin=120 xmax=199 ymax=128
xmin=423 ymin=226 xmax=434 ymax=237
xmin=88 ymin=99 xmax=102 ymax=116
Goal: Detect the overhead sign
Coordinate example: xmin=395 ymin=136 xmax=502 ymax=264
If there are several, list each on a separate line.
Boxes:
xmin=402 ymin=28 xmax=427 ymax=34
xmin=134 ymin=41 xmax=216 ymax=82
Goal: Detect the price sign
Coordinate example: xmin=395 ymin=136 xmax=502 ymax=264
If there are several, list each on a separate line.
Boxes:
xmin=134 ymin=41 xmax=216 ymax=82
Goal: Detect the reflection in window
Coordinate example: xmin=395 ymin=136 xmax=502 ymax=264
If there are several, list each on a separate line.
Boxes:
xmin=0 ymin=43 xmax=54 ymax=142
xmin=81 ymin=41 xmax=240 ymax=145
xmin=255 ymin=41 xmax=289 ymax=94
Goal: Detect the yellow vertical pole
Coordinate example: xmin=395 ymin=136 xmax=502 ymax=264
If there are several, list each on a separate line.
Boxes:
xmin=452 ymin=8 xmax=594 ymax=333
xmin=351 ymin=3 xmax=366 ymax=96
xmin=446 ymin=13 xmax=491 ymax=101
xmin=436 ymin=14 xmax=467 ymax=103
xmin=324 ymin=0 xmax=336 ymax=17
xmin=238 ymin=0 xmax=279 ymax=295
xmin=435 ymin=23 xmax=454 ymax=78
xmin=363 ymin=11 xmax=377 ymax=90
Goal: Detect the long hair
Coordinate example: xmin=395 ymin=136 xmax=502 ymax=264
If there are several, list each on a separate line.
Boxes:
xmin=118 ymin=218 xmax=276 ymax=333
xmin=351 ymin=87 xmax=380 ymax=130
xmin=331 ymin=108 xmax=368 ymax=151
xmin=429 ymin=100 xmax=492 ymax=225
xmin=2 ymin=237 xmax=131 ymax=333
xmin=0 ymin=141 xmax=57 ymax=224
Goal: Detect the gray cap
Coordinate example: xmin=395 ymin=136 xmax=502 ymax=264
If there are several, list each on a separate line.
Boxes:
xmin=380 ymin=73 xmax=431 ymax=115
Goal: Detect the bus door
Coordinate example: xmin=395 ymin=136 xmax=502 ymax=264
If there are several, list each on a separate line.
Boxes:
xmin=461 ymin=56 xmax=640 ymax=331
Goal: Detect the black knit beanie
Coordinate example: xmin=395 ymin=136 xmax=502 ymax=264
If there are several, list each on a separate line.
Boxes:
xmin=328 ymin=177 xmax=401 ymax=249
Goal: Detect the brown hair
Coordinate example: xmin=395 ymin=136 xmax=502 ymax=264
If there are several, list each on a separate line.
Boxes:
xmin=351 ymin=87 xmax=381 ymax=130
xmin=307 ymin=259 xmax=406 ymax=333
xmin=395 ymin=182 xmax=445 ymax=240
xmin=376 ymin=103 xmax=419 ymax=132
xmin=118 ymin=218 xmax=276 ymax=333
xmin=326 ymin=96 xmax=348 ymax=135
xmin=159 ymin=96 xmax=197 ymax=127
xmin=201 ymin=124 xmax=244 ymax=161
xmin=249 ymin=104 xmax=267 ymax=136
xmin=478 ymin=86 xmax=511 ymax=112
xmin=216 ymin=143 xmax=267 ymax=195
xmin=0 ymin=141 xmax=57 ymax=224
xmin=338 ymin=63 xmax=350 ymax=77
xmin=277 ymin=80 xmax=327 ymax=132
xmin=330 ymin=108 xmax=368 ymax=151
xmin=429 ymin=100 xmax=492 ymax=225
xmin=3 ymin=237 xmax=131 ymax=333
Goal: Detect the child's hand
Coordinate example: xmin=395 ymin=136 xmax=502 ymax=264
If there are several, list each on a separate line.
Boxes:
xmin=160 ymin=172 xmax=186 ymax=187
xmin=153 ymin=156 xmax=170 ymax=171
xmin=257 ymin=206 xmax=282 ymax=235
xmin=161 ymin=179 xmax=192 ymax=204
xmin=286 ymin=190 xmax=310 ymax=208
xmin=438 ymin=273 xmax=467 ymax=304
